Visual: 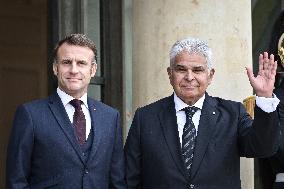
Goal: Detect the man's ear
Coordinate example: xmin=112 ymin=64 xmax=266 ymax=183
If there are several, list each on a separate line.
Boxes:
xmin=167 ymin=67 xmax=172 ymax=78
xmin=53 ymin=63 xmax=58 ymax=76
xmin=208 ymin=68 xmax=215 ymax=84
xmin=91 ymin=63 xmax=97 ymax=77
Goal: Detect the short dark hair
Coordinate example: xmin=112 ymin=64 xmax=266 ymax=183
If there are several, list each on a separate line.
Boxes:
xmin=53 ymin=33 xmax=97 ymax=64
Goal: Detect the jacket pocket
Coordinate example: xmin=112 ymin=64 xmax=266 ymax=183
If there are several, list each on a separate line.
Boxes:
xmin=30 ymin=175 xmax=60 ymax=189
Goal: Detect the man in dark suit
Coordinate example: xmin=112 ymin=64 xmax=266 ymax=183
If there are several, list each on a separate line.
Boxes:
xmin=271 ymin=83 xmax=284 ymax=189
xmin=6 ymin=34 xmax=126 ymax=189
xmin=261 ymin=80 xmax=284 ymax=189
xmin=254 ymin=11 xmax=284 ymax=189
xmin=124 ymin=37 xmax=280 ymax=189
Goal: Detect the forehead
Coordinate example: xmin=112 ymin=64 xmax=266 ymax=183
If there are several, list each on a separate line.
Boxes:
xmin=174 ymin=51 xmax=206 ymax=66
xmin=57 ymin=43 xmax=94 ymax=60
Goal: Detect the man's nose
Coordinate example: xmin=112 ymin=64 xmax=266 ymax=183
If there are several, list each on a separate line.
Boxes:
xmin=70 ymin=62 xmax=79 ymax=73
xmin=185 ymin=70 xmax=194 ymax=80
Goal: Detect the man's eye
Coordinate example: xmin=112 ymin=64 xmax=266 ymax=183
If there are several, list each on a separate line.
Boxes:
xmin=175 ymin=67 xmax=187 ymax=72
xmin=61 ymin=60 xmax=71 ymax=64
xmin=193 ymin=68 xmax=205 ymax=73
xmin=78 ymin=61 xmax=87 ymax=65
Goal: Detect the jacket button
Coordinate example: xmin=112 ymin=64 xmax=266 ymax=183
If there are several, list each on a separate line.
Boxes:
xmin=189 ymin=184 xmax=194 ymax=188
xmin=85 ymin=169 xmax=89 ymax=174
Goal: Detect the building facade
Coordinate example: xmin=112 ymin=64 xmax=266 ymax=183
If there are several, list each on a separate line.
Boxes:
xmin=0 ymin=0 xmax=283 ymax=188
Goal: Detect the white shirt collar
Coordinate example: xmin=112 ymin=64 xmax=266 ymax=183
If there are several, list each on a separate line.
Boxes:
xmin=174 ymin=92 xmax=205 ymax=112
xmin=57 ymin=88 xmax=89 ymax=108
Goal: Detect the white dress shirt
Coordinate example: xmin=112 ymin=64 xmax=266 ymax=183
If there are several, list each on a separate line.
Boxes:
xmin=57 ymin=88 xmax=92 ymax=140
xmin=174 ymin=93 xmax=280 ymax=146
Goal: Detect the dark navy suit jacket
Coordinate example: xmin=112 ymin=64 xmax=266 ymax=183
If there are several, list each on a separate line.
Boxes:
xmin=6 ymin=92 xmax=126 ymax=189
xmin=259 ymin=87 xmax=284 ymax=189
xmin=270 ymin=87 xmax=284 ymax=173
xmin=125 ymin=93 xmax=279 ymax=189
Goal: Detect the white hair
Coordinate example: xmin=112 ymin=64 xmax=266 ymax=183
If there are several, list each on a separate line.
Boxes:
xmin=169 ymin=37 xmax=213 ymax=70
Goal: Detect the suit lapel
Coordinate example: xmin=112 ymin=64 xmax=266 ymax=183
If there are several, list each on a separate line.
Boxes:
xmin=87 ymin=99 xmax=103 ymax=162
xmin=159 ymin=95 xmax=188 ymax=178
xmin=191 ymin=94 xmax=218 ymax=179
xmin=48 ymin=93 xmax=85 ymax=164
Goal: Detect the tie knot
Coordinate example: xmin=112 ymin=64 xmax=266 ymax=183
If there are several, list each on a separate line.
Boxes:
xmin=70 ymin=99 xmax=83 ymax=109
xmin=183 ymin=106 xmax=198 ymax=118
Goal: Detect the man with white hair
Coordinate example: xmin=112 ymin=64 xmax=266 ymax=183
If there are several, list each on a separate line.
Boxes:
xmin=125 ymin=37 xmax=280 ymax=189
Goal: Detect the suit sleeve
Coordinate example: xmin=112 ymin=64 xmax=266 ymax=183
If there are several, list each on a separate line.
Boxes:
xmin=274 ymin=91 xmax=284 ymax=160
xmin=6 ymin=105 xmax=33 ymax=189
xmin=109 ymin=111 xmax=127 ymax=189
xmin=124 ymin=110 xmax=142 ymax=189
xmin=269 ymin=99 xmax=284 ymax=163
xmin=238 ymin=103 xmax=280 ymax=158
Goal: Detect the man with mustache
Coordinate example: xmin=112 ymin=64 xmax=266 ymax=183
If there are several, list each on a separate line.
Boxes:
xmin=125 ymin=37 xmax=280 ymax=189
xmin=6 ymin=34 xmax=126 ymax=189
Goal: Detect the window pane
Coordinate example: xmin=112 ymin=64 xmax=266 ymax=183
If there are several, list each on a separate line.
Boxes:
xmin=84 ymin=0 xmax=101 ymax=77
xmin=88 ymin=84 xmax=101 ymax=101
xmin=83 ymin=0 xmax=102 ymax=100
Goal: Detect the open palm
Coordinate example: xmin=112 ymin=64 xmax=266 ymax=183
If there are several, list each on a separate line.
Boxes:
xmin=246 ymin=52 xmax=277 ymax=97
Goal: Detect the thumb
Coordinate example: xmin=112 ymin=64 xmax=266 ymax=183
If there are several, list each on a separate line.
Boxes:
xmin=246 ymin=67 xmax=254 ymax=84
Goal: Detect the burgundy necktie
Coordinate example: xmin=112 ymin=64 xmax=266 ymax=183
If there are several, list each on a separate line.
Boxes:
xmin=70 ymin=99 xmax=86 ymax=145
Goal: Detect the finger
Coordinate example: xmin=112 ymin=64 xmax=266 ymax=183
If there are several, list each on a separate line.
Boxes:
xmin=262 ymin=52 xmax=272 ymax=76
xmin=263 ymin=51 xmax=269 ymax=59
xmin=246 ymin=67 xmax=255 ymax=84
xmin=266 ymin=54 xmax=275 ymax=75
xmin=263 ymin=52 xmax=270 ymax=68
xmin=268 ymin=54 xmax=275 ymax=75
xmin=267 ymin=60 xmax=277 ymax=79
xmin=269 ymin=53 xmax=275 ymax=63
xmin=270 ymin=60 xmax=277 ymax=78
xmin=269 ymin=54 xmax=275 ymax=71
xmin=258 ymin=53 xmax=264 ymax=75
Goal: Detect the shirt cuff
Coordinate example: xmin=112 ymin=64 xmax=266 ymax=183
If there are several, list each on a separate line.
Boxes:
xmin=255 ymin=94 xmax=280 ymax=113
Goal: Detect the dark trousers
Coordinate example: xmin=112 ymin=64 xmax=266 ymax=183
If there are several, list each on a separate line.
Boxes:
xmin=273 ymin=182 xmax=284 ymax=189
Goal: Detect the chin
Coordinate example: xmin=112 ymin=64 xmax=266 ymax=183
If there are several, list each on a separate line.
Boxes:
xmin=64 ymin=86 xmax=79 ymax=92
xmin=181 ymin=90 xmax=196 ymax=96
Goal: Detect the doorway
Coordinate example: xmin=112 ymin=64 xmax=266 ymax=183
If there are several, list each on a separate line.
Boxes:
xmin=0 ymin=1 xmax=48 ymax=187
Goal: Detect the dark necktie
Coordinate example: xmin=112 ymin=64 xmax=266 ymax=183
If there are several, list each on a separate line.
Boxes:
xmin=182 ymin=106 xmax=198 ymax=177
xmin=70 ymin=99 xmax=86 ymax=145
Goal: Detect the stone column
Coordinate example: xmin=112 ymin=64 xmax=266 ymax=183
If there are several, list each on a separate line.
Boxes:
xmin=132 ymin=0 xmax=253 ymax=188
